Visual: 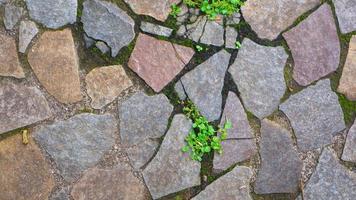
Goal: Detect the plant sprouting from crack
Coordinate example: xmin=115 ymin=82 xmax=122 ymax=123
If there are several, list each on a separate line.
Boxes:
xmin=181 ymin=100 xmax=232 ymax=161
xmin=170 ymin=3 xmax=181 ymax=18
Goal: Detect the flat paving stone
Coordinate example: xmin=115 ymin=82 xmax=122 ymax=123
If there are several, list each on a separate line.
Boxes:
xmin=280 ymin=79 xmax=346 ymax=152
xmin=124 ymin=0 xmax=180 ymax=22
xmin=143 ymin=115 xmax=201 ymax=199
xmin=332 ymin=0 xmax=356 ymax=34
xmin=4 ymin=4 xmax=23 ymax=30
xmin=126 ymin=139 xmax=160 ymax=170
xmin=242 ymin=0 xmax=319 ymax=40
xmin=85 ymin=65 xmax=132 ymax=109
xmin=180 ymin=50 xmax=230 ymax=122
xmin=303 ymin=148 xmax=356 ymax=200
xmin=229 ymin=38 xmax=287 ymax=119
xmin=338 ymin=36 xmax=356 ymax=101
xmin=26 ymin=0 xmax=77 ymax=29
xmin=33 ymin=113 xmax=117 ymax=182
xmin=28 ymin=29 xmax=82 ymax=104
xmin=225 ymin=26 xmax=238 ymax=49
xmin=0 ymin=79 xmax=52 ymax=134
xmin=200 ymin=20 xmax=224 ymax=46
xmin=128 ymin=33 xmax=194 ymax=92
xmin=254 ymin=119 xmax=302 ymax=194
xmin=283 ymin=4 xmax=340 ymax=86
xmin=342 ymin=121 xmax=356 ymax=163
xmin=140 ymin=21 xmax=173 ymax=37
xmin=192 ymin=166 xmax=253 ymax=200
xmin=0 ymin=134 xmax=55 ymax=200
xmin=0 ymin=32 xmax=25 ymax=78
xmin=71 ymin=163 xmax=148 ymax=200
xmin=82 ymin=0 xmax=135 ymax=57
xmin=19 ymin=20 xmax=39 ymax=53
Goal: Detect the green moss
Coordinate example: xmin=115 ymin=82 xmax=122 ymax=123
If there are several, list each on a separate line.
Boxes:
xmin=162 ymin=84 xmax=181 ymax=107
xmin=338 ymin=94 xmax=356 ymax=125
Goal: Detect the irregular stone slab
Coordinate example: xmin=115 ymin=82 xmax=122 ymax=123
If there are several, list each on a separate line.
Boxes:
xmin=254 ymin=119 xmax=302 ymax=194
xmin=229 ymin=38 xmax=287 ymax=119
xmin=342 ymin=121 xmax=356 ymax=163
xmin=338 ymin=36 xmax=356 ymax=100
xmin=124 ymin=0 xmax=180 ymax=21
xmin=0 ymin=134 xmax=55 ymax=200
xmin=119 ymin=91 xmax=173 ymax=146
xmin=283 ymin=4 xmax=340 ymax=86
xmin=280 ymin=79 xmax=346 ymax=151
xmin=332 ymin=0 xmax=356 ymax=33
xmin=71 ymin=163 xmax=147 ymax=200
xmin=192 ymin=166 xmax=253 ymax=200
xmin=126 ymin=139 xmax=160 ymax=170
xmin=214 ymin=140 xmax=257 ymax=172
xmin=185 ymin=16 xmax=207 ymax=42
xmin=82 ymin=0 xmax=135 ymax=57
xmin=226 ymin=12 xmax=241 ymax=26
xmin=0 ymin=33 xmax=25 ymax=78
xmin=225 ymin=26 xmax=238 ymax=49
xmin=26 ymin=0 xmax=77 ymax=29
xmin=303 ymin=148 xmax=356 ymax=199
xmin=4 ymin=4 xmax=23 ymax=30
xmin=0 ymin=79 xmax=52 ymax=134
xmin=128 ymin=34 xmax=194 ymax=92
xmin=85 ymin=65 xmax=132 ymax=109
xmin=242 ymin=0 xmax=319 ymax=40
xmin=28 ymin=29 xmax=82 ymax=104
xmin=200 ymin=20 xmax=224 ymax=46
xmin=33 ymin=113 xmax=117 ymax=182
xmin=140 ymin=21 xmax=173 ymax=37
xmin=19 ymin=20 xmax=39 ymax=53
xmin=180 ymin=50 xmax=230 ymax=121
xmin=143 ymin=115 xmax=200 ymax=199
xmin=175 ymin=80 xmax=187 ymax=100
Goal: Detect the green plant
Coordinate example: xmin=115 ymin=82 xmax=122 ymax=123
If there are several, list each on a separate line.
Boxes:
xmin=183 ymin=0 xmax=244 ymax=19
xmin=235 ymin=41 xmax=242 ymax=49
xmin=195 ymin=45 xmax=204 ymax=52
xmin=181 ymin=100 xmax=232 ymax=161
xmin=170 ymin=4 xmax=181 ymax=18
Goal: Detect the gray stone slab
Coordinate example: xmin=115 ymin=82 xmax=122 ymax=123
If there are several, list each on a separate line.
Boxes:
xmin=126 ymin=139 xmax=160 ymax=170
xmin=19 ymin=20 xmax=38 ymax=53
xmin=140 ymin=22 xmax=173 ymax=37
xmin=342 ymin=121 xmax=356 ymax=163
xmin=4 ymin=4 xmax=23 ymax=30
xmin=332 ymin=0 xmax=356 ymax=33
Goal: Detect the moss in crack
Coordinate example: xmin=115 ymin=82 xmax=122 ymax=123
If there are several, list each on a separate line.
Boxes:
xmin=337 ymin=94 xmax=356 ymax=126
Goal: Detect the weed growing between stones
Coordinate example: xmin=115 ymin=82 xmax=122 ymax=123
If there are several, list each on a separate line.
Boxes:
xmin=181 ymin=100 xmax=232 ymax=161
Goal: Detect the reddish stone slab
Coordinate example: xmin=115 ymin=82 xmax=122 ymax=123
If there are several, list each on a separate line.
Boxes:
xmin=283 ymin=4 xmax=340 ymax=86
xmin=128 ymin=34 xmax=194 ymax=92
xmin=338 ymin=36 xmax=356 ymax=100
xmin=0 ymin=32 xmax=25 ymax=78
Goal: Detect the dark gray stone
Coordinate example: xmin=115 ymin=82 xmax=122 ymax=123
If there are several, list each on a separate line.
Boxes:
xmin=180 ymin=50 xmax=231 ymax=121
xmin=229 ymin=38 xmax=287 ymax=119
xmin=82 ymin=0 xmax=135 ymax=57
xmin=254 ymin=119 xmax=302 ymax=194
xmin=200 ymin=20 xmax=224 ymax=46
xmin=19 ymin=20 xmax=38 ymax=53
xmin=26 ymin=0 xmax=77 ymax=29
xmin=303 ymin=148 xmax=356 ymax=199
xmin=33 ymin=113 xmax=117 ymax=182
xmin=119 ymin=92 xmax=173 ymax=146
xmin=280 ymin=79 xmax=346 ymax=151
xmin=140 ymin=22 xmax=173 ymax=37
xmin=143 ymin=115 xmax=200 ymax=199
xmin=332 ymin=0 xmax=356 ymax=33
xmin=126 ymin=139 xmax=160 ymax=170
xmin=342 ymin=121 xmax=356 ymax=163
xmin=4 ymin=4 xmax=23 ymax=30
xmin=0 ymin=79 xmax=52 ymax=134
xmin=192 ymin=166 xmax=253 ymax=200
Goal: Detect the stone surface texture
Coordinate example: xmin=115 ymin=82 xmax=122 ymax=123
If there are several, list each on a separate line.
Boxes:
xmin=229 ymin=38 xmax=287 ymax=119
xmin=225 ymin=26 xmax=238 ymax=49
xmin=192 ymin=166 xmax=253 ymax=200
xmin=124 ymin=0 xmax=180 ymax=21
xmin=0 ymin=33 xmax=25 ymax=78
xmin=126 ymin=139 xmax=160 ymax=170
xmin=4 ymin=4 xmax=23 ymax=30
xmin=254 ymin=119 xmax=302 ymax=194
xmin=50 ymin=187 xmax=70 ymax=200
xmin=71 ymin=163 xmax=147 ymax=200
xmin=303 ymin=148 xmax=356 ymax=200
xmin=332 ymin=0 xmax=356 ymax=33
xmin=180 ymin=50 xmax=230 ymax=121
xmin=19 ymin=20 xmax=39 ymax=53
xmin=143 ymin=115 xmax=201 ymax=199
xmin=342 ymin=121 xmax=356 ymax=163
xmin=128 ymin=33 xmax=194 ymax=92
xmin=26 ymin=0 xmax=77 ymax=29
xmin=82 ymin=0 xmax=135 ymax=57
xmin=85 ymin=65 xmax=132 ymax=109
xmin=283 ymin=4 xmax=340 ymax=86
xmin=0 ymin=79 xmax=52 ymax=134
xmin=28 ymin=29 xmax=82 ymax=104
xmin=242 ymin=0 xmax=319 ymax=40
xmin=140 ymin=21 xmax=173 ymax=37
xmin=338 ymin=35 xmax=356 ymax=100
xmin=200 ymin=20 xmax=224 ymax=46
xmin=0 ymin=134 xmax=55 ymax=200
xmin=280 ymin=79 xmax=346 ymax=151
xmin=33 ymin=113 xmax=117 ymax=182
